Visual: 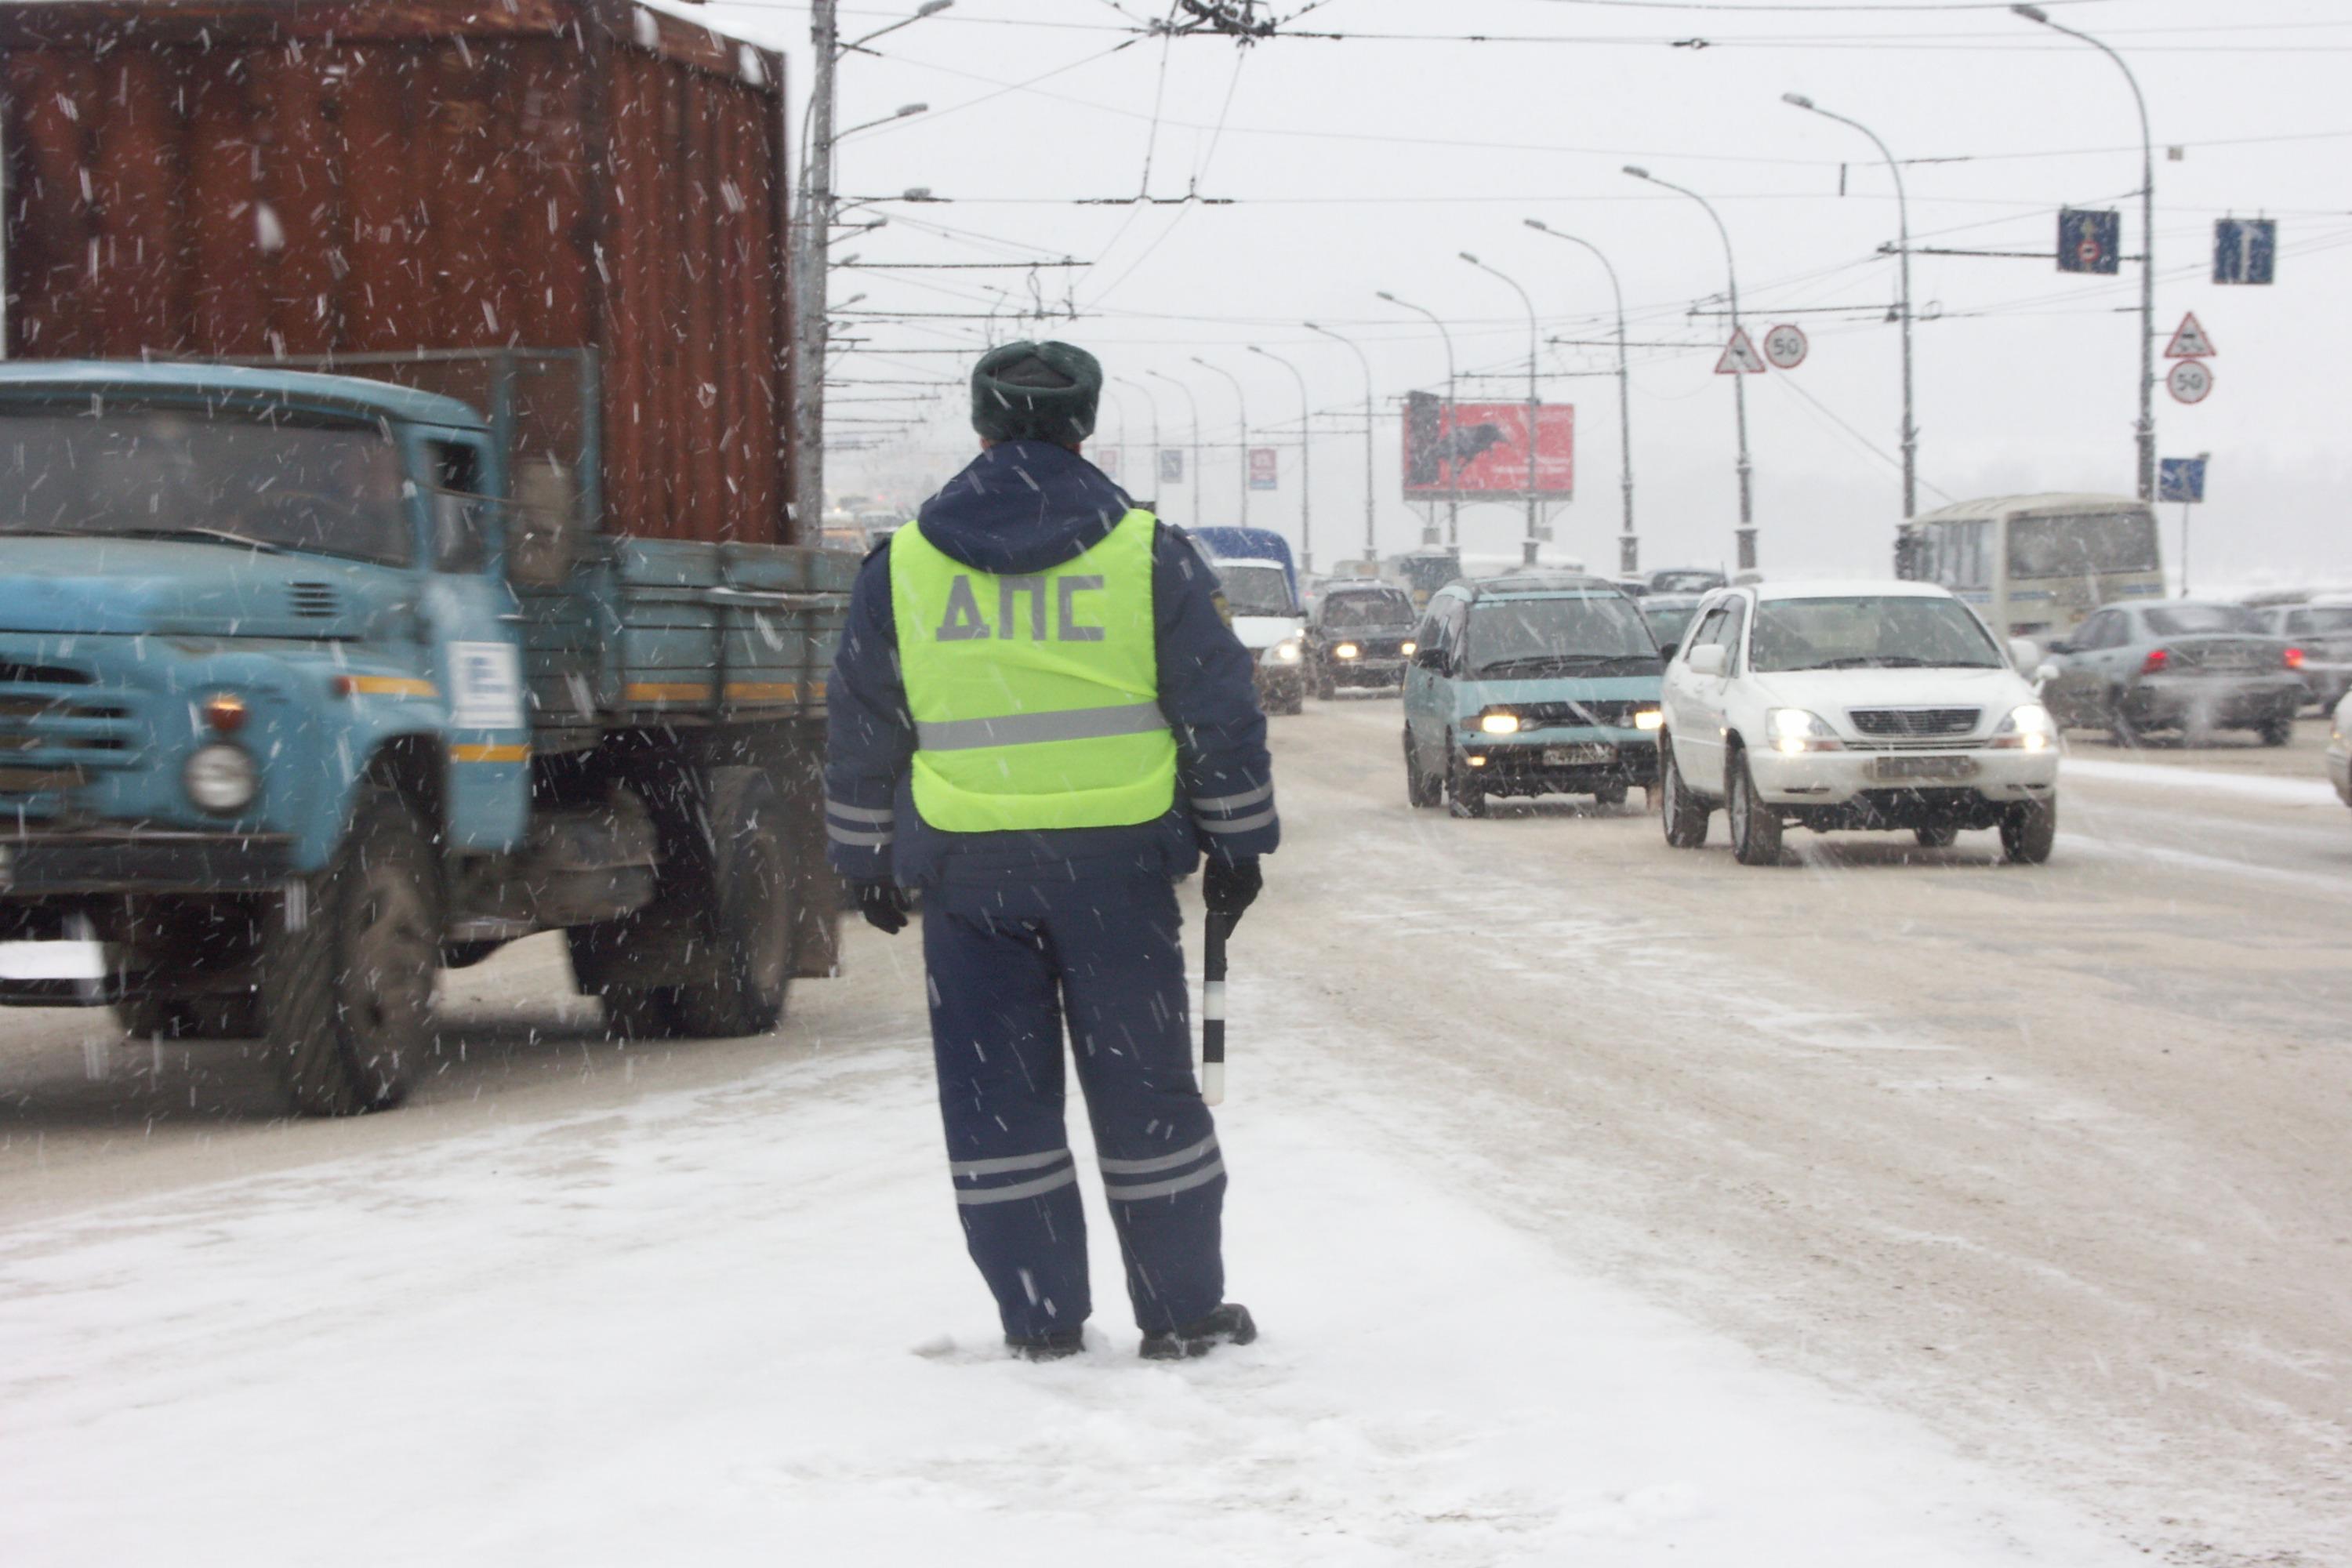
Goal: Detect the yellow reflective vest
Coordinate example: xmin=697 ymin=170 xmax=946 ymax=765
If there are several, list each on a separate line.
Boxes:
xmin=889 ymin=508 xmax=1178 ymax=833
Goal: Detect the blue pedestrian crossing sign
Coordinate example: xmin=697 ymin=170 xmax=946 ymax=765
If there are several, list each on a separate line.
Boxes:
xmin=2158 ymin=457 xmax=2207 ymax=505
xmin=2213 ymin=218 xmax=2277 ymax=285
xmin=2058 ymin=208 xmax=2122 ymax=275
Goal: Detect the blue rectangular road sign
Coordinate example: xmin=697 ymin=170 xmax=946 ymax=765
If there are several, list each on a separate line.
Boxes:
xmin=2058 ymin=208 xmax=2122 ymax=275
xmin=2213 ymin=218 xmax=2277 ymax=285
xmin=2158 ymin=457 xmax=2207 ymax=505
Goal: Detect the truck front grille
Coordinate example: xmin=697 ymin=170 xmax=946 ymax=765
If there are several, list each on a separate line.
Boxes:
xmin=0 ymin=662 xmax=136 ymax=807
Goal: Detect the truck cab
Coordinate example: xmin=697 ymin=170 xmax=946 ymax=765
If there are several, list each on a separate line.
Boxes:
xmin=0 ymin=361 xmax=844 ymax=1116
xmin=1190 ymin=526 xmax=1306 ymax=716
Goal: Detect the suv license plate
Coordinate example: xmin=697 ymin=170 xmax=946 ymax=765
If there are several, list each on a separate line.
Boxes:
xmin=1543 ymin=743 xmax=1617 ymax=766
xmin=1874 ymin=755 xmax=1978 ymax=781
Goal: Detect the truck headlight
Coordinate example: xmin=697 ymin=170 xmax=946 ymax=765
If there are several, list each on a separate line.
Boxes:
xmin=1334 ymin=642 xmax=1360 ymax=660
xmin=1269 ymin=639 xmax=1302 ymax=664
xmin=185 ymin=744 xmax=258 ymax=814
xmin=1766 ymin=708 xmax=1843 ymax=755
xmin=1988 ymin=702 xmax=2056 ymax=752
xmin=1478 ymin=710 xmax=1522 ymax=735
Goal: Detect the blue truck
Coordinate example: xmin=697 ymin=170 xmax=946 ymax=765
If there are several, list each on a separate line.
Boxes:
xmin=0 ymin=358 xmax=851 ymax=1114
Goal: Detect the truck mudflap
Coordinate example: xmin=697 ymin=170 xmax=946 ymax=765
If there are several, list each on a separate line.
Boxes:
xmin=0 ymin=830 xmax=295 ymax=895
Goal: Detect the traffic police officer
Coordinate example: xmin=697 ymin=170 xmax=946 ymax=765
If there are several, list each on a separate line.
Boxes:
xmin=825 ymin=339 xmax=1278 ymax=1361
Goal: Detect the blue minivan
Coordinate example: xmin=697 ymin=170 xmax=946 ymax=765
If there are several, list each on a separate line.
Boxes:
xmin=1403 ymin=573 xmax=1665 ymax=816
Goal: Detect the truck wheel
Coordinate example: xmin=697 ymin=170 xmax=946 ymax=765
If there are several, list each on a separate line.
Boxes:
xmin=673 ymin=768 xmax=794 ymax=1039
xmin=1405 ymin=730 xmax=1443 ymax=808
xmin=263 ymin=787 xmax=441 ymax=1116
xmin=1726 ymin=748 xmax=1784 ymax=866
xmin=2002 ymin=797 xmax=2057 ymax=865
xmin=1661 ymin=739 xmax=1709 ymax=849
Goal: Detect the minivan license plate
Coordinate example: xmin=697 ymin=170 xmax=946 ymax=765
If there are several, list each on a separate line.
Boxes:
xmin=1544 ymin=743 xmax=1616 ymax=766
xmin=1873 ymin=755 xmax=1977 ymax=781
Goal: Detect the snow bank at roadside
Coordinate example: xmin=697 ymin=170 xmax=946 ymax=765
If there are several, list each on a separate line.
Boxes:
xmin=2062 ymin=756 xmax=2341 ymax=808
xmin=0 ymin=1029 xmax=2136 ymax=1566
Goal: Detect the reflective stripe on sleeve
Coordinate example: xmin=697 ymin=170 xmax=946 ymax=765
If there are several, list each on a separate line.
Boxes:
xmin=1196 ymin=806 xmax=1277 ymax=835
xmin=954 ymin=1166 xmax=1080 ymax=1206
xmin=915 ymin=702 xmax=1168 ymax=753
xmin=826 ymin=800 xmax=896 ymax=825
xmin=1103 ymin=1159 xmax=1225 ymax=1203
xmin=1097 ymin=1134 xmax=1218 ymax=1177
xmin=1189 ymin=782 xmax=1272 ymax=815
xmin=827 ymin=824 xmax=895 ymax=848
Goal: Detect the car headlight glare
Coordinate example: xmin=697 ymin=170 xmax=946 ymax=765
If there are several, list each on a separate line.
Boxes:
xmin=1271 ymin=639 xmax=1302 ymax=664
xmin=1334 ymin=642 xmax=1360 ymax=659
xmin=1479 ymin=711 xmax=1522 ymax=735
xmin=1400 ymin=641 xmax=1417 ymax=657
xmin=1765 ymin=707 xmax=1842 ymax=755
xmin=185 ymin=743 xmax=258 ymax=814
xmin=1989 ymin=702 xmax=2057 ymax=752
xmin=1633 ymin=707 xmax=1664 ymax=731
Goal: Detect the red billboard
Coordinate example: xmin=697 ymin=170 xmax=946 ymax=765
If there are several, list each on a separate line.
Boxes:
xmin=1403 ymin=393 xmax=1573 ymax=499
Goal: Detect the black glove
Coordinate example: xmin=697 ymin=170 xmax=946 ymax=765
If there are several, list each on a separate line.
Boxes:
xmin=1203 ymin=858 xmax=1263 ymax=930
xmin=852 ymin=880 xmax=913 ymax=935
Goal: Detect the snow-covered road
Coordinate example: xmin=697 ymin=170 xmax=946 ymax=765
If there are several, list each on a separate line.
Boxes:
xmin=2 ymin=706 xmax=2346 ymax=1564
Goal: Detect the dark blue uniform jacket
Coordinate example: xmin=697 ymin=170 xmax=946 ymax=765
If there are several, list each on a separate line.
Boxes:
xmin=824 ymin=440 xmax=1279 ymax=891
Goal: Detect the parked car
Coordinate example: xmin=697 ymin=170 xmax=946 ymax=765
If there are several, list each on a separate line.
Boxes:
xmin=1403 ymin=574 xmax=1664 ymax=817
xmin=1656 ymin=582 xmax=2059 ymax=866
xmin=1305 ymin=582 xmax=1419 ymax=698
xmin=2249 ymin=593 xmax=2352 ymax=710
xmin=1638 ymin=593 xmax=1708 ymax=659
xmin=2039 ymin=601 xmax=2304 ymax=746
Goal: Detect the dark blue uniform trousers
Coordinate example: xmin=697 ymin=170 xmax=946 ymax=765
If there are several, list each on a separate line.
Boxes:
xmin=923 ymin=873 xmax=1226 ymax=1340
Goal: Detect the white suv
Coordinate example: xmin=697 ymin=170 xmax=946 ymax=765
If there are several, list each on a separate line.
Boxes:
xmin=1657 ymin=581 xmax=2059 ymax=866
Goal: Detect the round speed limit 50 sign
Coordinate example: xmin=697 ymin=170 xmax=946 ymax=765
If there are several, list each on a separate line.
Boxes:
xmin=1762 ymin=324 xmax=1809 ymax=370
xmin=2167 ymin=359 xmax=2213 ymax=405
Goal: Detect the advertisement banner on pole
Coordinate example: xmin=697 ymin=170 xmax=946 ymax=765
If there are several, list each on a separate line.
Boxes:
xmin=1248 ymin=448 xmax=1279 ymax=492
xmin=1401 ymin=391 xmax=1574 ymax=498
xmin=1158 ymin=449 xmax=1184 ymax=484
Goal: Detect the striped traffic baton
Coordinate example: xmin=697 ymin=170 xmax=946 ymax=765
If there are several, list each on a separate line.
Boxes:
xmin=1201 ymin=909 xmax=1233 ymax=1105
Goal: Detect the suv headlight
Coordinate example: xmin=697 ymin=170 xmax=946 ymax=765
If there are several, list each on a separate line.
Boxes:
xmin=1766 ymin=708 xmax=1843 ymax=755
xmin=1267 ymin=638 xmax=1302 ymax=664
xmin=1400 ymin=641 xmax=1417 ymax=657
xmin=1988 ymin=702 xmax=2056 ymax=752
xmin=1334 ymin=642 xmax=1361 ymax=659
xmin=185 ymin=743 xmax=258 ymax=813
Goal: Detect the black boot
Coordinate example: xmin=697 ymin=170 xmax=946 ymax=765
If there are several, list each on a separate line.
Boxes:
xmin=1138 ymin=1303 xmax=1258 ymax=1361
xmin=1005 ymin=1328 xmax=1085 ymax=1362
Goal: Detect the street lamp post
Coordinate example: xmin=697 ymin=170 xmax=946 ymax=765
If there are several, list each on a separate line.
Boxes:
xmin=1304 ymin=322 xmax=1377 ymax=564
xmin=1524 ymin=219 xmax=1637 ymax=573
xmin=792 ymin=0 xmax=954 ymax=543
xmin=1192 ymin=357 xmax=1250 ymax=527
xmin=2013 ymin=4 xmax=2157 ymax=503
xmin=1784 ymin=96 xmax=1917 ymax=521
xmin=1247 ymin=345 xmax=1313 ymax=574
xmin=1375 ymin=291 xmax=1457 ymax=547
xmin=1147 ymin=369 xmax=1203 ymax=528
xmin=1109 ymin=375 xmax=1163 ymax=506
xmin=1625 ymin=165 xmax=1755 ymax=570
xmin=1461 ymin=253 xmax=1544 ymax=567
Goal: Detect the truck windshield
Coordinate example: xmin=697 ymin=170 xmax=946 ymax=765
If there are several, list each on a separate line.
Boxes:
xmin=0 ymin=408 xmax=412 ymax=566
xmin=1469 ymin=593 xmax=1658 ymax=676
xmin=1750 ymin=596 xmax=2004 ymax=672
xmin=1218 ymin=563 xmax=1296 ymax=616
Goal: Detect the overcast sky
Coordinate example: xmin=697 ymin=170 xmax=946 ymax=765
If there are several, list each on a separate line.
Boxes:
xmin=699 ymin=0 xmax=2350 ymax=586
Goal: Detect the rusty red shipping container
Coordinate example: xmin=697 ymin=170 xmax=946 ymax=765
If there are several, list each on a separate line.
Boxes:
xmin=0 ymin=0 xmax=797 ymax=545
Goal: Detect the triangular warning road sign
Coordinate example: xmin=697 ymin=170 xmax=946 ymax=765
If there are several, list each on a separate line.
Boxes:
xmin=1715 ymin=327 xmax=1767 ymax=375
xmin=2164 ymin=311 xmax=2216 ymax=359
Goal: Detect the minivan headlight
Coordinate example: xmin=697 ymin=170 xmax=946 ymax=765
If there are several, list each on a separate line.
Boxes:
xmin=1988 ymin=702 xmax=2056 ymax=752
xmin=1633 ymin=707 xmax=1664 ymax=731
xmin=185 ymin=743 xmax=258 ymax=813
xmin=1476 ymin=710 xmax=1523 ymax=735
xmin=1766 ymin=708 xmax=1842 ymax=755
